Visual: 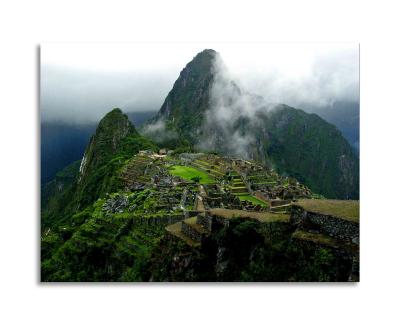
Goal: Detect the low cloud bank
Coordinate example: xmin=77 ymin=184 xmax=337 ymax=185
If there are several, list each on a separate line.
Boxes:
xmin=197 ymin=55 xmax=272 ymax=159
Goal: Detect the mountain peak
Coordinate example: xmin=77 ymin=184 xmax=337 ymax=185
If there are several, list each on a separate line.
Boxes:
xmin=156 ymin=49 xmax=220 ymax=122
xmin=79 ymin=108 xmax=138 ymax=179
xmin=193 ymin=48 xmax=218 ymax=60
xmin=151 ymin=49 xmax=359 ymax=199
xmin=97 ymin=108 xmax=137 ymax=136
xmin=185 ymin=49 xmax=219 ymax=73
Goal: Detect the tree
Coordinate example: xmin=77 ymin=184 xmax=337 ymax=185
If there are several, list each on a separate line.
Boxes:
xmin=191 ymin=176 xmax=201 ymax=183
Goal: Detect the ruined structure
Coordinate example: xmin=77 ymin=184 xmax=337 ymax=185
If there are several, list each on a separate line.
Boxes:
xmin=101 ymin=151 xmax=359 ymax=281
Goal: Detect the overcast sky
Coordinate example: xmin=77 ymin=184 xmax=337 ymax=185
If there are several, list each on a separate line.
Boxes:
xmin=41 ymin=43 xmax=359 ymax=124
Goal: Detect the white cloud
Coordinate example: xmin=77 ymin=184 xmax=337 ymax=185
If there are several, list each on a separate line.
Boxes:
xmin=41 ymin=43 xmax=359 ymax=123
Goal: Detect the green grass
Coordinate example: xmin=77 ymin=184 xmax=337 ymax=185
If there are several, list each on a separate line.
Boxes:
xmin=168 ymin=165 xmax=215 ymax=184
xmin=238 ymin=195 xmax=268 ymax=207
xmin=294 ymin=199 xmax=359 ymax=223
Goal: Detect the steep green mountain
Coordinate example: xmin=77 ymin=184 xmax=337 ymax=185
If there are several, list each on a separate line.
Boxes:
xmin=154 ymin=49 xmax=216 ymax=143
xmin=41 ymin=108 xmax=157 ymax=228
xmin=314 ymin=101 xmax=360 ymax=153
xmin=260 ymin=106 xmax=358 ymax=199
xmin=41 ymin=111 xmax=157 ymax=185
xmin=147 ymin=49 xmax=359 ymax=199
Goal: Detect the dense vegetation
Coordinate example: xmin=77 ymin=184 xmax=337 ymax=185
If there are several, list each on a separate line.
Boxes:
xmin=42 ymin=186 xmax=349 ymax=282
xmin=42 ymin=198 xmax=164 ymax=281
xmin=41 ymin=109 xmax=158 ymax=230
xmin=149 ymin=218 xmax=351 ymax=281
xmin=262 ymin=105 xmax=359 ymax=198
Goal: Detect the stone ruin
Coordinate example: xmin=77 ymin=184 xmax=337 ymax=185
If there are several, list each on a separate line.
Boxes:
xmin=166 ymin=198 xmax=360 ymax=281
xmin=180 ymin=186 xmax=197 ymax=210
xmin=151 ymin=167 xmax=176 ymax=187
xmin=102 ymin=193 xmax=129 ymax=215
xmin=121 ymin=156 xmax=156 ymax=191
xmin=242 ymin=166 xmax=312 ymax=200
xmin=201 ymin=184 xmax=242 ymax=209
xmin=200 ymin=184 xmax=266 ymax=212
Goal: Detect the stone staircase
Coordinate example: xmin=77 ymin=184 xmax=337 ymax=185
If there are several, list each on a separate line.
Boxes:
xmin=229 ymin=174 xmax=249 ymax=195
xmin=229 ymin=173 xmax=292 ymax=213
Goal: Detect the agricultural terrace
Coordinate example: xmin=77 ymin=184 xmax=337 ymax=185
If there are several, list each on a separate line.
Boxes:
xmin=237 ymin=194 xmax=268 ymax=207
xmin=294 ymin=199 xmax=359 ymax=223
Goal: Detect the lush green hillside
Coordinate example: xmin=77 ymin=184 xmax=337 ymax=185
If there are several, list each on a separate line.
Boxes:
xmin=42 ymin=197 xmax=165 ymax=281
xmin=263 ymin=105 xmax=359 ymax=198
xmin=41 ymin=108 xmax=158 ymax=229
xmin=146 ymin=49 xmax=359 ymax=199
xmin=41 ymin=125 xmax=357 ymax=281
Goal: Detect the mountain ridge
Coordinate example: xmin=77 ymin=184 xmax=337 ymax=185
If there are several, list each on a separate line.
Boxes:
xmin=147 ymin=49 xmax=359 ymax=199
xmin=41 ymin=108 xmax=157 ymax=228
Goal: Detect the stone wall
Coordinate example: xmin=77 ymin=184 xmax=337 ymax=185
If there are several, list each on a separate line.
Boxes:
xmin=270 ymin=199 xmax=292 ymax=207
xmin=290 ymin=205 xmax=307 ymax=225
xmin=307 ymin=212 xmax=359 ymax=244
xmin=132 ymin=214 xmax=185 ymax=227
xmin=254 ymin=191 xmax=270 ymax=203
xmin=291 ymin=205 xmax=359 ymax=244
xmin=197 ymin=213 xmax=213 ymax=231
xmin=181 ymin=222 xmax=204 ymax=242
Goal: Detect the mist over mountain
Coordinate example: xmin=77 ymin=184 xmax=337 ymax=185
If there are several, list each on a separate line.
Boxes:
xmin=41 ymin=45 xmax=359 ymax=197
xmin=145 ymin=49 xmax=359 ymax=199
xmin=41 ymin=43 xmax=358 ymax=126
